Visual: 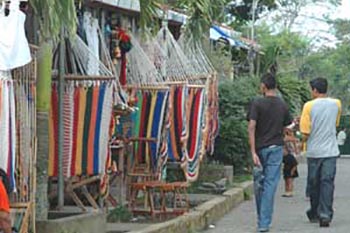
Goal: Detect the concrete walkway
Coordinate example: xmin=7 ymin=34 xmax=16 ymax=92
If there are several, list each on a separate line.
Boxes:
xmin=203 ymin=157 xmax=350 ymax=233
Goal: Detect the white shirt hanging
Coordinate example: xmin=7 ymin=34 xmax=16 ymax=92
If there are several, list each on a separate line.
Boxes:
xmin=0 ymin=0 xmax=32 ymax=71
xmin=84 ymin=12 xmax=99 ymax=75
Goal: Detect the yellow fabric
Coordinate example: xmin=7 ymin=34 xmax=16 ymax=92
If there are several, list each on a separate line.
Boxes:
xmin=300 ymin=101 xmax=314 ymax=135
xmin=75 ymin=88 xmax=87 ymax=175
xmin=145 ymin=91 xmax=157 ymax=167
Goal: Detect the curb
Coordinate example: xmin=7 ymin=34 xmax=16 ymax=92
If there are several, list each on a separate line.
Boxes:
xmin=129 ymin=181 xmax=254 ymax=233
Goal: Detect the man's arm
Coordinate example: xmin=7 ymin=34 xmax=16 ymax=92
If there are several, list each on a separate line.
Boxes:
xmin=336 ymin=99 xmax=342 ymax=127
xmin=248 ymin=119 xmax=260 ymax=166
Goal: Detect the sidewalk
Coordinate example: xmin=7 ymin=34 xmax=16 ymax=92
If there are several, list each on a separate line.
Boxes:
xmin=203 ymin=157 xmax=350 ymax=233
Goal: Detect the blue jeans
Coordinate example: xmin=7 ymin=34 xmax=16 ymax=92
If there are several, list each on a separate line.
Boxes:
xmin=307 ymin=157 xmax=337 ymax=221
xmin=254 ymin=146 xmax=283 ymax=229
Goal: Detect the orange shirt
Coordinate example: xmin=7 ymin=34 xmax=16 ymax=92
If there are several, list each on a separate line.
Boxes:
xmin=0 ymin=180 xmax=10 ymax=213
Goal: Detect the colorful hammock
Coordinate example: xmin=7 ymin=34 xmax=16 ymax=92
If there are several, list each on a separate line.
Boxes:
xmin=49 ymin=81 xmax=114 ymax=177
xmin=167 ymin=86 xmax=188 ymax=162
xmin=114 ymin=89 xmax=169 ymax=173
xmin=182 ymin=88 xmax=206 ymax=181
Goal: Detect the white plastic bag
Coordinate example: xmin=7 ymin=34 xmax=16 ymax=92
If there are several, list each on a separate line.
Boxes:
xmin=0 ymin=0 xmax=31 ymax=71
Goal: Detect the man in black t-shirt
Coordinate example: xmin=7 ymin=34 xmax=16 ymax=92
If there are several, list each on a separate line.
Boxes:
xmin=247 ymin=73 xmax=292 ymax=232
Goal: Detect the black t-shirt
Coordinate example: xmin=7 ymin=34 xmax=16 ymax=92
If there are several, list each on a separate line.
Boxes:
xmin=248 ymin=96 xmax=292 ymax=150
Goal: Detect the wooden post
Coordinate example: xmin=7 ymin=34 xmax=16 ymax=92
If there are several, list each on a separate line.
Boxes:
xmin=57 ymin=27 xmax=65 ymax=209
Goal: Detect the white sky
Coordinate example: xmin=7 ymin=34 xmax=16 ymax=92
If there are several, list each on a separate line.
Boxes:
xmin=262 ymin=0 xmax=350 ymax=49
xmin=338 ymin=0 xmax=350 ymax=19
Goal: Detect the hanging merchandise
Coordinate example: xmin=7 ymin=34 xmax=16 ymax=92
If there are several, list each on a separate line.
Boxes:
xmin=14 ymin=77 xmax=36 ymax=198
xmin=0 ymin=0 xmax=31 ymax=70
xmin=206 ymin=78 xmax=219 ymax=155
xmin=167 ymin=86 xmax=188 ymax=162
xmin=83 ymin=12 xmax=100 ymax=75
xmin=114 ymin=88 xmax=169 ymax=173
xmin=0 ymin=72 xmax=16 ymax=191
xmin=182 ymin=88 xmax=206 ymax=181
xmin=116 ymin=28 xmax=132 ymax=86
xmin=49 ymin=81 xmax=114 ymax=177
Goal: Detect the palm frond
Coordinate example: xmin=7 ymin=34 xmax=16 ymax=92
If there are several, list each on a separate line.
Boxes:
xmin=29 ymin=0 xmax=77 ymax=41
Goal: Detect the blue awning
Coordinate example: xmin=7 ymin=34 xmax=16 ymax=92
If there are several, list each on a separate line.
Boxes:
xmin=210 ymin=25 xmax=248 ymax=49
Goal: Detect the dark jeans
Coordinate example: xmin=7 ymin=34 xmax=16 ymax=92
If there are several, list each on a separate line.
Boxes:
xmin=307 ymin=157 xmax=337 ymax=221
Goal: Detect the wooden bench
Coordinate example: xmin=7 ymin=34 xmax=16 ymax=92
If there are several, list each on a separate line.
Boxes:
xmin=129 ymin=181 xmax=190 ymax=217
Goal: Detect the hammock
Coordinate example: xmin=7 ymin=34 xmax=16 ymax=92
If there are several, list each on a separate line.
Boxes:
xmin=49 ymin=81 xmax=114 ymax=178
xmin=0 ymin=71 xmax=16 ymax=191
xmin=179 ymin=36 xmax=220 ymax=156
xmin=178 ymin=36 xmax=215 ymax=82
xmin=167 ymin=86 xmax=188 ymax=162
xmin=115 ymin=89 xmax=169 ymax=174
xmin=127 ymin=34 xmax=164 ymax=86
xmin=182 ymin=88 xmax=206 ymax=181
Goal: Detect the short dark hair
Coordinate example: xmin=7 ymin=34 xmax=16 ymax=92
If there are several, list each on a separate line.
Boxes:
xmin=310 ymin=78 xmax=327 ymax=94
xmin=261 ymin=73 xmax=276 ymax=90
xmin=0 ymin=169 xmax=10 ymax=195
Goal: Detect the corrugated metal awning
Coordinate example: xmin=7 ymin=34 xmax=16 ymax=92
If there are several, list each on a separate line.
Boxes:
xmin=92 ymin=0 xmax=140 ymax=12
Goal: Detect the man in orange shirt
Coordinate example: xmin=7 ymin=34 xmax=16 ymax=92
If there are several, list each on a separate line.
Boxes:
xmin=0 ymin=169 xmax=11 ymax=233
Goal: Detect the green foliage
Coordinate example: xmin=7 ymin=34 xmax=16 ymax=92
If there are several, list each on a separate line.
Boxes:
xmin=107 ymin=205 xmax=132 ymax=223
xmin=256 ymin=25 xmax=310 ymax=75
xmin=139 ymin=0 xmax=163 ymax=34
xmin=176 ymin=0 xmax=213 ymax=39
xmin=29 ymin=0 xmax=77 ymax=41
xmin=300 ymin=42 xmax=350 ymax=113
xmin=330 ymin=19 xmax=350 ymax=42
xmin=277 ymin=75 xmax=311 ymax=116
xmin=213 ymin=75 xmax=309 ymax=173
xmin=213 ymin=77 xmax=259 ymax=174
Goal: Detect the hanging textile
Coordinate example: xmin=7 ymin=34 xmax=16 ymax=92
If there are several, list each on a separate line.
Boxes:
xmin=206 ymin=78 xmax=219 ymax=155
xmin=0 ymin=71 xmax=16 ymax=191
xmin=0 ymin=0 xmax=31 ymax=70
xmin=49 ymin=81 xmax=114 ymax=178
xmin=167 ymin=86 xmax=188 ymax=162
xmin=117 ymin=88 xmax=169 ymax=173
xmin=83 ymin=12 xmax=100 ymax=75
xmin=182 ymin=88 xmax=206 ymax=181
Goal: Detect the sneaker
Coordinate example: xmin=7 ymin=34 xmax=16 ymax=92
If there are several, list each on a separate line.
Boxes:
xmin=282 ymin=192 xmax=293 ymax=197
xmin=306 ymin=209 xmax=319 ymax=223
xmin=319 ymin=219 xmax=330 ymax=227
xmin=257 ymin=227 xmax=269 ymax=232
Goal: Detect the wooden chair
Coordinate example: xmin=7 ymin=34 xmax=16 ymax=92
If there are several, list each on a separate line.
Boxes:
xmin=10 ymin=202 xmax=32 ymax=233
xmin=126 ymin=137 xmax=159 ymax=213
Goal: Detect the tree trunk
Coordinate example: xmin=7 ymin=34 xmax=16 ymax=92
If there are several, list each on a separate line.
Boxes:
xmin=35 ymin=41 xmax=52 ymax=221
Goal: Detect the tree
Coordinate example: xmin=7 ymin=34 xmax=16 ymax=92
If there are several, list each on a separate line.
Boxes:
xmin=330 ymin=19 xmax=350 ymax=42
xmin=28 ymin=0 xmax=77 ymax=220
xmin=255 ymin=24 xmax=310 ymax=75
xmin=226 ymin=0 xmax=277 ymax=28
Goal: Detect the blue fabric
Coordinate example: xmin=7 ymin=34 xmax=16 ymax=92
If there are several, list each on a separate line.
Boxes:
xmin=151 ymin=92 xmax=164 ymax=170
xmin=254 ymin=146 xmax=283 ymax=229
xmin=307 ymin=157 xmax=337 ymax=221
xmin=93 ymin=83 xmax=106 ymax=174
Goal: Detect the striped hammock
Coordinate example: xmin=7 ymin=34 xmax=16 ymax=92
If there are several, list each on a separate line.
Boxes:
xmin=48 ymin=81 xmax=114 ymax=178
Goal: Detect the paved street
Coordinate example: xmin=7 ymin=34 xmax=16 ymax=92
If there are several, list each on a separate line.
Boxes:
xmin=204 ymin=157 xmax=350 ymax=233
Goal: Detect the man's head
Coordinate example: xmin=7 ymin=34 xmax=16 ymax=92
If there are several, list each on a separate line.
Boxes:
xmin=309 ymin=78 xmax=328 ymax=99
xmin=260 ymin=72 xmax=276 ymax=95
xmin=0 ymin=169 xmax=10 ymax=195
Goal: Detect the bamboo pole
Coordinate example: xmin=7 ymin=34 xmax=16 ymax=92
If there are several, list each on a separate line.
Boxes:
xmin=57 ymin=28 xmax=65 ymax=209
xmin=52 ymin=74 xmax=115 ymax=81
xmin=187 ymin=84 xmax=206 ymax=88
